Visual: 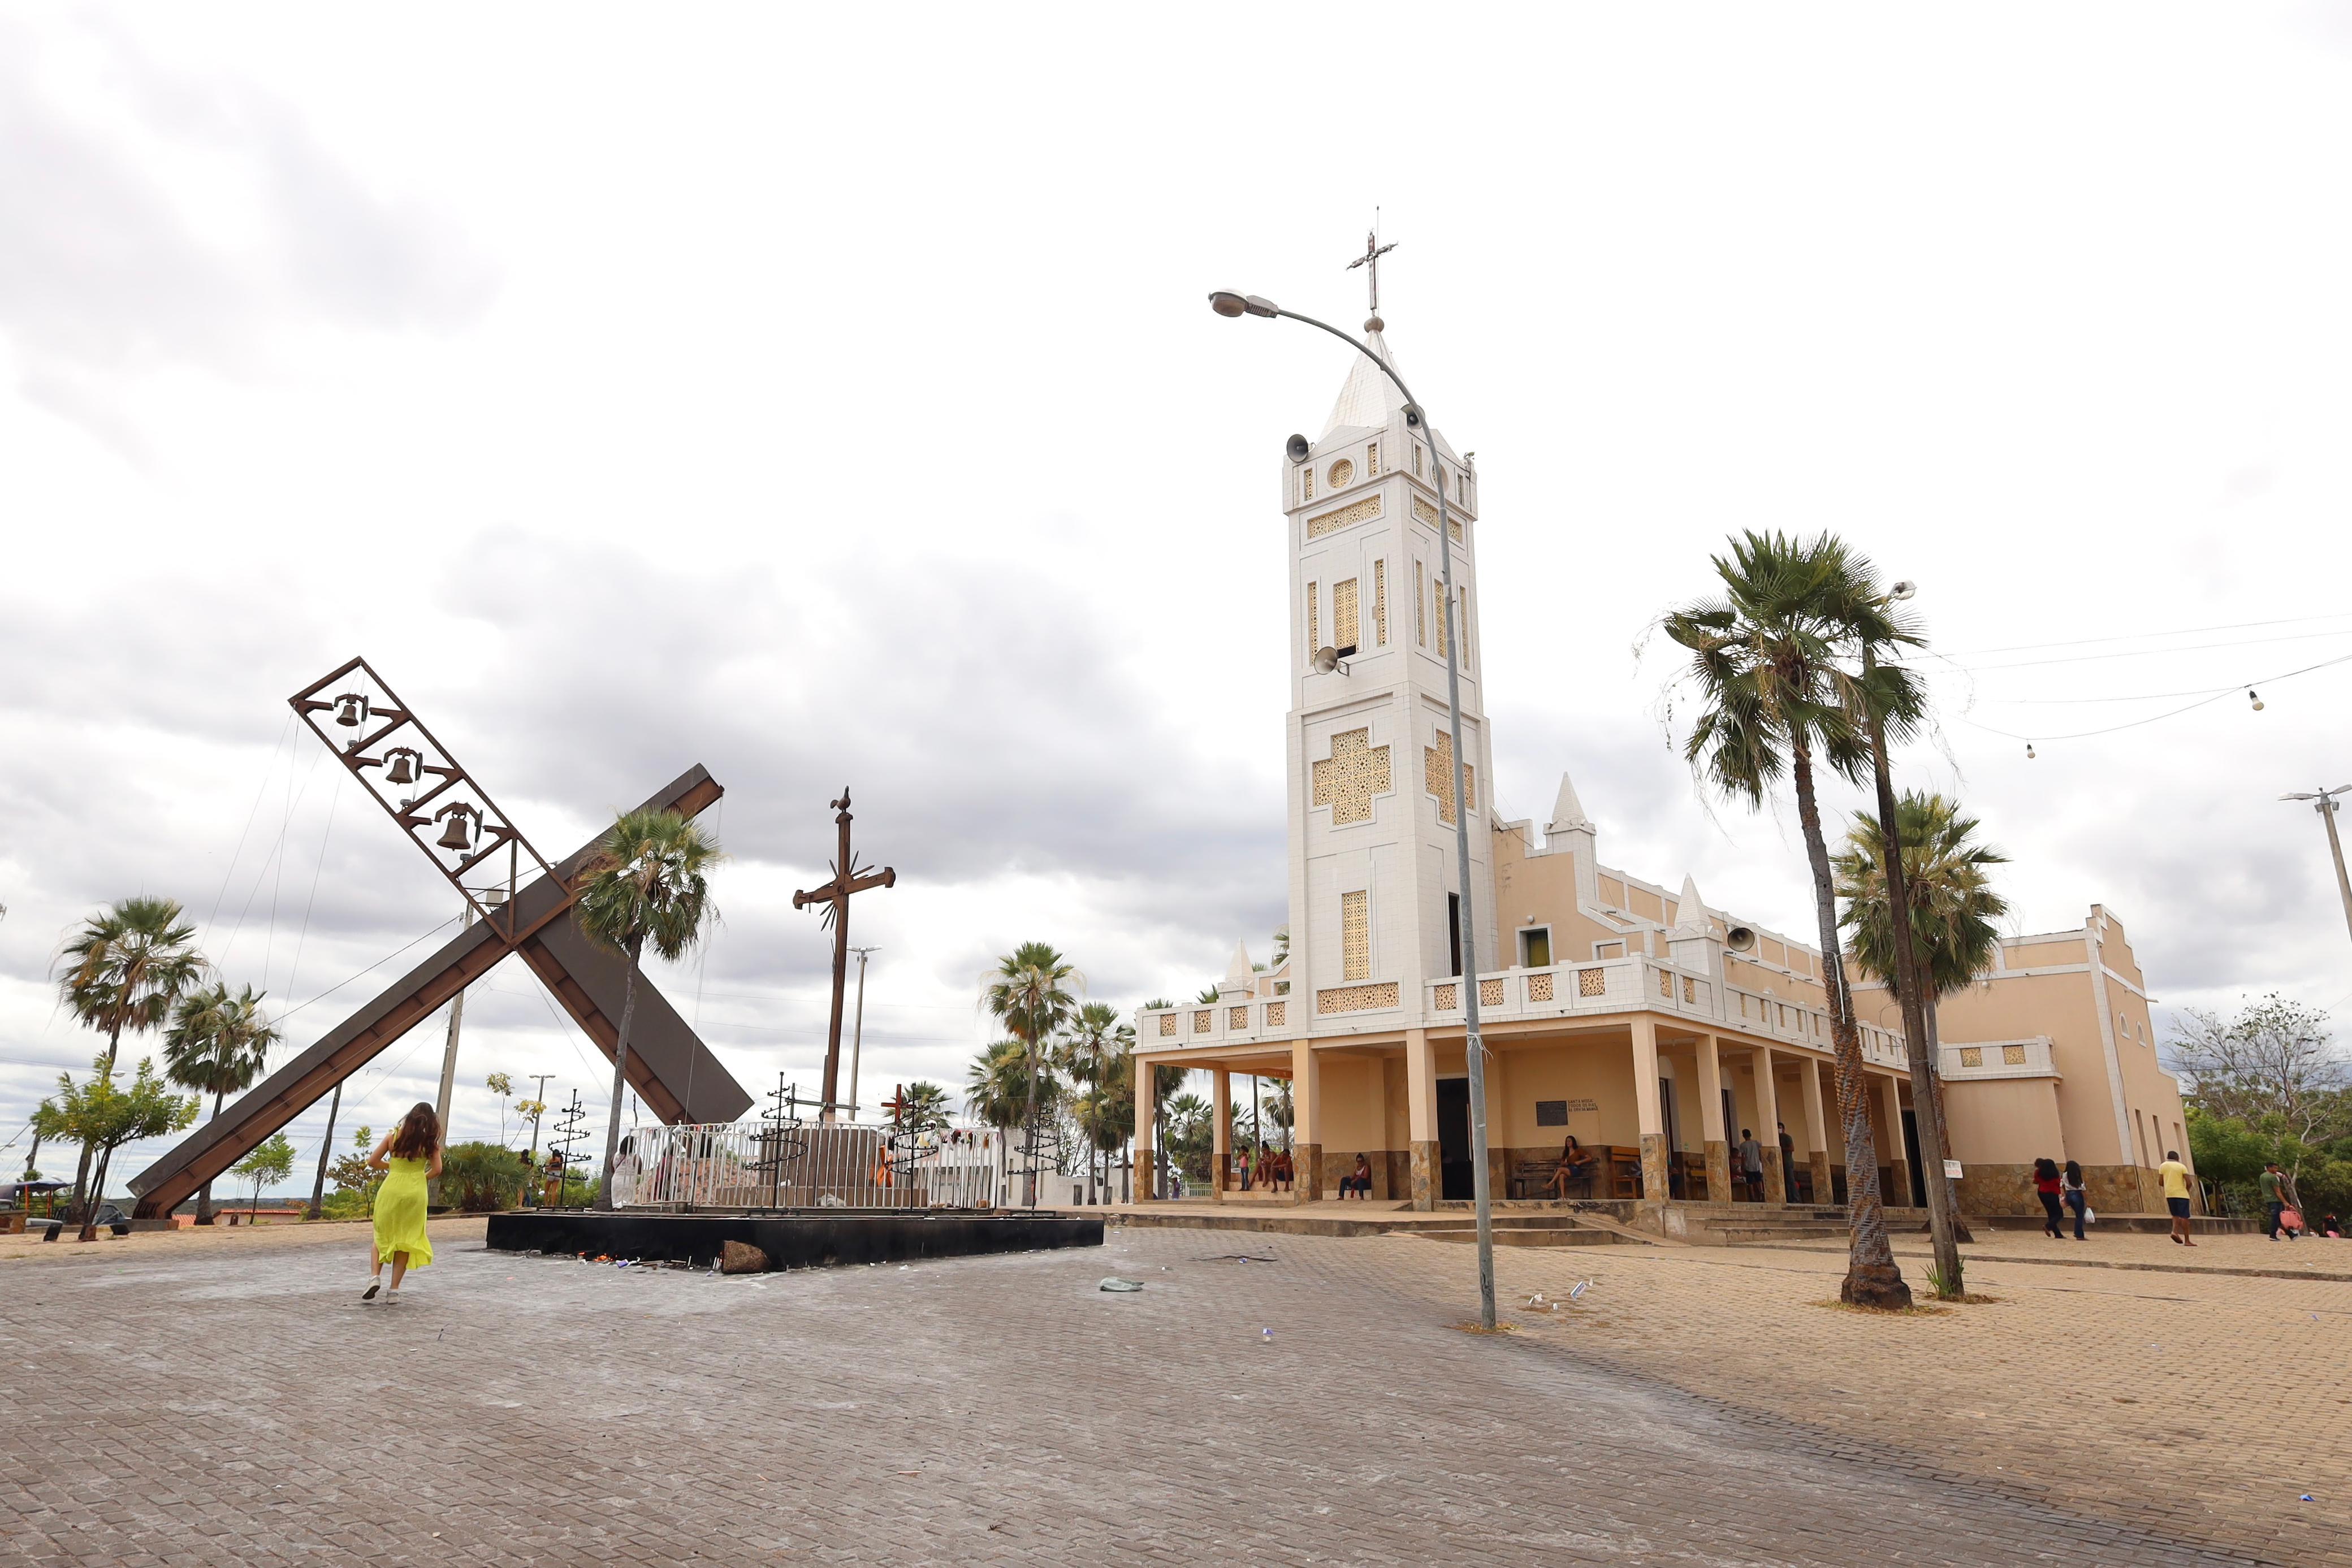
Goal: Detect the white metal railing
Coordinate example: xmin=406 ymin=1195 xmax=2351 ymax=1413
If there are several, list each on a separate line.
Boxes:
xmin=1136 ymin=952 xmax=1913 ymax=1069
xmin=610 ymin=1120 xmax=1006 ymax=1211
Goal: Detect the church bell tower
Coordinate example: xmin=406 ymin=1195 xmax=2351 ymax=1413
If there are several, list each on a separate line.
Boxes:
xmin=1281 ymin=298 xmax=1495 ymax=1032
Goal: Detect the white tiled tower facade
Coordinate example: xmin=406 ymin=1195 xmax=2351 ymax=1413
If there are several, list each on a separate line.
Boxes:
xmin=1283 ymin=331 xmax=1496 ymax=1032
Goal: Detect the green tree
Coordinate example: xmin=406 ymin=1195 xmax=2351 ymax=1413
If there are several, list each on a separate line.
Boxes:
xmin=1058 ymin=1001 xmax=1127 ymax=1203
xmin=54 ymin=896 xmax=206 ymax=1221
xmin=322 ymin=1124 xmax=381 ymax=1220
xmin=982 ymin=942 xmax=1078 ymax=1202
xmin=1835 ymin=791 xmax=2009 ymax=1247
xmin=574 ymin=808 xmax=723 ymax=1211
xmin=37 ymin=1058 xmax=198 ymax=1241
xmin=965 ymin=1039 xmax=1061 ymax=1130
xmin=485 ymin=1071 xmax=515 ymax=1145
xmin=1162 ymin=1091 xmax=1212 ymax=1185
xmin=162 ymin=982 xmax=280 ymax=1225
xmin=1663 ymin=530 xmax=1912 ymax=1309
xmin=896 ymin=1081 xmax=952 ymax=1133
xmin=232 ymin=1132 xmax=296 ymax=1221
xmin=438 ymin=1141 xmax=532 ymax=1212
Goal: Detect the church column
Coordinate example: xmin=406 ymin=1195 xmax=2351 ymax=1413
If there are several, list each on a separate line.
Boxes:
xmin=1695 ymin=1034 xmax=1731 ymax=1204
xmin=1212 ymin=1067 xmax=1231 ymax=1202
xmin=1406 ymin=1029 xmax=1437 ymax=1211
xmin=1133 ymin=1055 xmax=1157 ymax=1203
xmin=1632 ymin=1016 xmax=1668 ymax=1202
xmin=1292 ymin=1040 xmax=1322 ymax=1204
xmin=1878 ymin=1074 xmax=1913 ymax=1207
xmin=1750 ymin=1046 xmax=1785 ymax=1204
xmin=1801 ymin=1056 xmax=1834 ymax=1205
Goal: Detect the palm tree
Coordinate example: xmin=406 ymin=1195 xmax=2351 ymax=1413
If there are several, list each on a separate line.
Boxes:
xmin=1836 ymin=791 xmax=2011 ymax=1236
xmin=162 ymin=982 xmax=280 ymax=1224
xmin=1662 ymin=530 xmax=1913 ymax=1309
xmin=966 ymin=1037 xmax=1061 ymax=1202
xmin=54 ymin=897 xmax=206 ymax=1222
xmin=1058 ymin=1002 xmax=1136 ymax=1202
xmin=982 ymin=943 xmax=1078 ymax=1202
xmin=574 ymin=809 xmax=723 ymax=1211
xmin=898 ymin=1081 xmax=952 ymax=1133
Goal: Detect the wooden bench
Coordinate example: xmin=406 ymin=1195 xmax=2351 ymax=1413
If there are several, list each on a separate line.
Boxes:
xmin=1510 ymin=1159 xmax=1596 ymax=1200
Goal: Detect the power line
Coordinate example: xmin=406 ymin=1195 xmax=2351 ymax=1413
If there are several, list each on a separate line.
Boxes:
xmin=1958 ymin=649 xmax=2352 ymax=743
xmin=1935 ymin=626 xmax=2352 ymax=675
xmin=1932 ymin=610 xmax=2352 ymax=659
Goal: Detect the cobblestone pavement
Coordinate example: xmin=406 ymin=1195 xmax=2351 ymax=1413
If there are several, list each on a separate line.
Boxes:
xmin=0 ymin=1218 xmax=2335 ymax=1566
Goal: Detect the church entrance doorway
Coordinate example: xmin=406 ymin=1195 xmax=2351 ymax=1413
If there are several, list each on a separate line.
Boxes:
xmin=1437 ymin=1077 xmax=1473 ymax=1200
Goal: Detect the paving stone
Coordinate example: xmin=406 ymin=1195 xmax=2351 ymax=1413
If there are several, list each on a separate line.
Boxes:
xmin=0 ymin=1218 xmax=2337 ymax=1565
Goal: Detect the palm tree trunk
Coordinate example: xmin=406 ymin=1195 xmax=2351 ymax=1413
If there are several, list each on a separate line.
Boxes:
xmin=1922 ymin=1003 xmax=1972 ymax=1242
xmin=197 ymin=1088 xmax=224 ymax=1225
xmin=67 ymin=1020 xmax=126 ymax=1224
xmin=595 ymin=934 xmax=646 ymax=1213
xmin=79 ymin=1142 xmax=116 ymax=1242
xmin=1791 ymin=742 xmax=1910 ymax=1309
xmin=308 ymin=1082 xmax=342 ymax=1220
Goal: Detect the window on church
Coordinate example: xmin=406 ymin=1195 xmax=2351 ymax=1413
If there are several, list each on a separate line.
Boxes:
xmin=1459 ymin=589 xmax=1471 ymax=669
xmin=1302 ymin=466 xmax=1315 ymax=503
xmin=1412 ymin=444 xmax=1423 ymax=478
xmin=1307 ymin=582 xmax=1319 ymax=655
xmin=1333 ymin=578 xmax=1359 ymax=655
xmin=1434 ymin=580 xmax=1449 ymax=660
xmin=1342 ymin=890 xmax=1370 ymax=981
xmin=1367 ymin=441 xmax=1380 ymax=476
xmin=1519 ymin=928 xmax=1553 ymax=968
xmin=1373 ymin=560 xmax=1387 ymax=646
xmin=1413 ymin=561 xmax=1426 ymax=646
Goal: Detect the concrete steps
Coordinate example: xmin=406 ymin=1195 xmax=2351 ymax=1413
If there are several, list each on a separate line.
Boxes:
xmin=1416 ymin=1224 xmax=1632 ymax=1248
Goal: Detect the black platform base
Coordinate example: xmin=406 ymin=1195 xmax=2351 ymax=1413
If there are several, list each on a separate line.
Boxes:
xmin=484 ymin=1209 xmax=1103 ymax=1269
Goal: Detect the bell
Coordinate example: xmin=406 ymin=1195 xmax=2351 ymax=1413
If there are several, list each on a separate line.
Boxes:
xmin=333 ymin=693 xmax=368 ymax=728
xmin=385 ymin=748 xmax=419 ymax=786
xmin=436 ymin=809 xmax=475 ymax=851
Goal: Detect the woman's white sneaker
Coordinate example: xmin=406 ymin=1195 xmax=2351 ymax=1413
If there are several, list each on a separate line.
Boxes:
xmin=361 ymin=1280 xmax=381 ymax=1302
xmin=384 ymin=1288 xmax=400 ymax=1305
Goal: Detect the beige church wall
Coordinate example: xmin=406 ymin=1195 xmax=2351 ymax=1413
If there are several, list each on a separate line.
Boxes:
xmin=1488 ymin=1037 xmax=1627 ymax=1151
xmin=1315 ymin=1054 xmax=1394 ymax=1158
xmin=1490 ymin=838 xmax=1619 ymax=964
xmin=1943 ymin=1077 xmax=2064 ymax=1167
xmin=2004 ymin=935 xmax=2087 ymax=969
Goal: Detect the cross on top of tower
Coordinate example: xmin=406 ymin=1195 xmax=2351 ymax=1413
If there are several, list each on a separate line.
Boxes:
xmin=1346 ymin=220 xmax=1396 ymax=332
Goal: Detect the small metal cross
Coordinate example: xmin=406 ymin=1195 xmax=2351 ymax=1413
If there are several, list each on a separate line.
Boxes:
xmin=1347 ymin=224 xmax=1397 ymax=316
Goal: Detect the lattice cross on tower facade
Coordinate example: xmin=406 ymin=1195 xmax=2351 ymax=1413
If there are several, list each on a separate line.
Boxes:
xmin=1311 ymin=726 xmax=1391 ymax=826
xmin=1424 ymin=729 xmax=1477 ymax=828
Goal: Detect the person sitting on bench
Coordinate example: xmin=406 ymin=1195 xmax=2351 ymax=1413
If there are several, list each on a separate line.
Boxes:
xmin=1338 ymin=1153 xmax=1374 ymax=1199
xmin=1546 ymin=1135 xmax=1597 ymax=1198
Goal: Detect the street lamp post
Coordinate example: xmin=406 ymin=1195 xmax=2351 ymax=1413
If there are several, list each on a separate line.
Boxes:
xmin=1855 ymin=584 xmax=1965 ymax=1298
xmin=2279 ymin=786 xmax=2352 ymax=946
xmin=1208 ymin=289 xmax=1498 ymax=1329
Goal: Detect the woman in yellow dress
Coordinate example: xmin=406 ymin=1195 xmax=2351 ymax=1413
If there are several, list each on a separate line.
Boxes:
xmin=363 ymin=1102 xmax=442 ymax=1305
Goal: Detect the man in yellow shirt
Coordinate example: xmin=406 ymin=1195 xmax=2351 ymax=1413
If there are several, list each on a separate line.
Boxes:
xmin=2157 ymin=1150 xmax=2196 ymax=1247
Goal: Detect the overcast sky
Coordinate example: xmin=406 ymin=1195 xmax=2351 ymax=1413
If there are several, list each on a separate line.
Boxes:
xmin=6 ymin=3 xmax=2351 ymax=1186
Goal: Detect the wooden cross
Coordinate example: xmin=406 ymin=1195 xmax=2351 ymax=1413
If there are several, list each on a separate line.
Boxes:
xmin=792 ymin=788 xmax=896 ymax=1119
xmin=882 ymin=1084 xmax=911 ymax=1126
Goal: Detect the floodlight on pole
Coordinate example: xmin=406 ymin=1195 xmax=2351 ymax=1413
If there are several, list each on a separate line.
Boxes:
xmin=1207 ymin=282 xmax=1499 ymax=1331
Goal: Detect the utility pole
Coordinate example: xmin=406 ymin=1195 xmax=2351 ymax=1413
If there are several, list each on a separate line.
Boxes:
xmin=846 ymin=946 xmax=877 ymax=1120
xmin=2280 ymin=785 xmax=2352 ymax=946
xmin=434 ymin=899 xmax=479 ymax=1138
xmin=306 ymin=1082 xmax=342 ymax=1220
xmin=524 ymin=1071 xmax=555 ymax=1203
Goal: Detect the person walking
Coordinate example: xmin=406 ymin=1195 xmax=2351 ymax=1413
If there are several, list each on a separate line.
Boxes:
xmin=1736 ymin=1129 xmax=1765 ymax=1202
xmin=364 ymin=1102 xmax=442 ymax=1303
xmin=1776 ymin=1121 xmax=1797 ymax=1198
xmin=2158 ymin=1149 xmax=2197 ymax=1246
xmin=2260 ymin=1161 xmax=2294 ymax=1242
xmin=2031 ymin=1158 xmax=2066 ymax=1238
xmin=2061 ymin=1159 xmax=2089 ymax=1241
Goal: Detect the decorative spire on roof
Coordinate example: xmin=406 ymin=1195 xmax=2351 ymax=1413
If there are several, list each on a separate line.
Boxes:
xmin=1322 ymin=330 xmax=1409 ymax=438
xmin=1546 ymin=771 xmax=1593 ymax=835
xmin=1672 ymin=874 xmax=1713 ymax=936
xmin=1224 ymin=941 xmax=1256 ymax=985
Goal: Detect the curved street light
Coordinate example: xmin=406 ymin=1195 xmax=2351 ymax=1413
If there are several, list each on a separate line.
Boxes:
xmin=1207 ymin=289 xmax=1498 ymax=1330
